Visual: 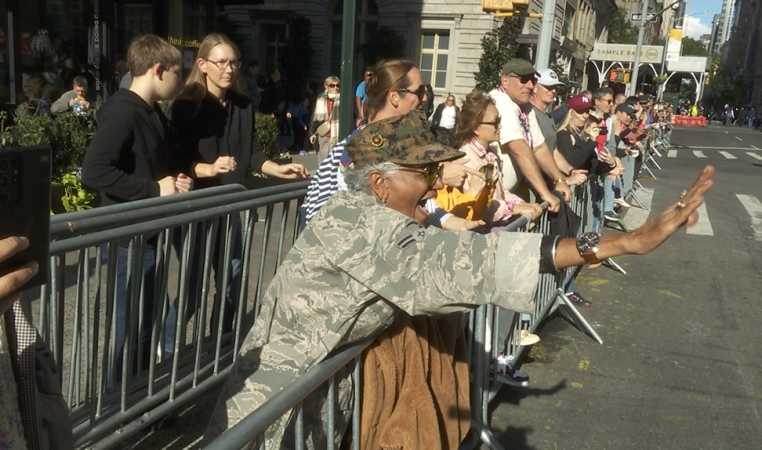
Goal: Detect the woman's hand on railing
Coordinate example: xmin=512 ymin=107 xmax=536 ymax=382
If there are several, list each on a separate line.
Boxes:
xmin=513 ymin=201 xmax=544 ymax=221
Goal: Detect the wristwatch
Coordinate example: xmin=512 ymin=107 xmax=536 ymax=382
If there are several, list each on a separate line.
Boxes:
xmin=576 ymin=231 xmax=600 ymax=264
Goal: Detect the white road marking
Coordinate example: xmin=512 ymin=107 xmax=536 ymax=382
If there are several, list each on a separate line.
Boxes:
xmin=747 ymin=152 xmax=762 ymax=161
xmin=719 ymin=151 xmax=737 ymax=159
xmin=725 ymin=131 xmax=729 ymax=134
xmin=623 ymin=188 xmax=653 ymax=231
xmin=686 ymin=203 xmax=714 ymax=236
xmin=668 ymin=150 xmax=678 ymax=158
xmin=752 ymin=145 xmax=760 ymax=150
xmin=736 ymin=136 xmax=743 ymax=141
xmin=693 ymin=151 xmax=707 ymax=158
xmin=736 ymin=195 xmax=762 ymax=241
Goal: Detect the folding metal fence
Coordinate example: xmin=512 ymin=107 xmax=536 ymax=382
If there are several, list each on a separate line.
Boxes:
xmin=36 ymin=181 xmax=310 ymax=448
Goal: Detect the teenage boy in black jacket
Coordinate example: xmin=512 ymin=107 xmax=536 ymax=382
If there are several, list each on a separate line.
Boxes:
xmin=82 ymin=34 xmax=190 ymax=382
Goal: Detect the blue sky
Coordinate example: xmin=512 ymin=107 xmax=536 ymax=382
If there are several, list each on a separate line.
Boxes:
xmin=681 ymin=0 xmax=724 ymax=39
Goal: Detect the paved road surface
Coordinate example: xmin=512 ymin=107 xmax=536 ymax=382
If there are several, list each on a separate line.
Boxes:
xmin=489 ymin=124 xmax=762 ymax=449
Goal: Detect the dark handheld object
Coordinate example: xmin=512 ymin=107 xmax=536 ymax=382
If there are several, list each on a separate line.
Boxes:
xmin=479 ymin=163 xmax=495 ymax=183
xmin=0 ymin=145 xmax=51 ymax=291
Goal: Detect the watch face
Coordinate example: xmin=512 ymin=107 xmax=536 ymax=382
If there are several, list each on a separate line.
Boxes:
xmin=578 ymin=231 xmax=600 ymax=252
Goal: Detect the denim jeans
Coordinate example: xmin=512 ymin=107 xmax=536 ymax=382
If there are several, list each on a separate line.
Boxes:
xmin=108 ymin=245 xmax=163 ymax=384
xmin=169 ymin=216 xmax=243 ymax=339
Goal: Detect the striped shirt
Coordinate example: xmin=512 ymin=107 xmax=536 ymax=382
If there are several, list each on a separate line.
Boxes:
xmin=303 ymin=128 xmax=362 ymax=223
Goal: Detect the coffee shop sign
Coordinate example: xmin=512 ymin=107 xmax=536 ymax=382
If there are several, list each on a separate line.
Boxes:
xmin=590 ymin=44 xmax=663 ymax=63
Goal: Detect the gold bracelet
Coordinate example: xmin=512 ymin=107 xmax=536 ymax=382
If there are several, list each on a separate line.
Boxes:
xmin=553 ymin=177 xmax=566 ymax=186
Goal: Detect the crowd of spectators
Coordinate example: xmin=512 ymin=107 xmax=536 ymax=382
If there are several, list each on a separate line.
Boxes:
xmin=1 ymin=33 xmax=716 ymax=450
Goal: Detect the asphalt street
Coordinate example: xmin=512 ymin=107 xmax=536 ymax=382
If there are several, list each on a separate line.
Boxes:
xmin=490 ymin=124 xmax=762 ymax=449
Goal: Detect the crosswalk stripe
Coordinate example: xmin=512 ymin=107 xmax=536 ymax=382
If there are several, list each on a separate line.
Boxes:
xmin=747 ymin=152 xmax=762 ymax=160
xmin=693 ymin=151 xmax=707 ymax=158
xmin=719 ymin=151 xmax=737 ymax=159
xmin=753 ymin=145 xmax=760 ymax=150
xmin=736 ymin=195 xmax=762 ymax=241
xmin=686 ymin=203 xmax=714 ymax=236
xmin=623 ymin=188 xmax=653 ymax=231
xmin=668 ymin=150 xmax=678 ymax=158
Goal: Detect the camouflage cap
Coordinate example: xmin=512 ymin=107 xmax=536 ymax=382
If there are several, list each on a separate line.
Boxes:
xmin=345 ymin=110 xmax=465 ymax=168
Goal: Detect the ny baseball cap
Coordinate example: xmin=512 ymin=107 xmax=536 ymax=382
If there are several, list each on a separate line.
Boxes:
xmin=500 ymin=58 xmax=539 ymax=77
xmin=345 ymin=110 xmax=465 ymax=169
xmin=567 ymin=94 xmax=594 ymax=112
xmin=536 ymin=68 xmax=564 ymax=87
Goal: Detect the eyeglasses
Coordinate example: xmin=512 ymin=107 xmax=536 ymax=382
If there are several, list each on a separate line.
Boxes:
xmin=397 ymin=85 xmax=427 ymax=102
xmin=509 ymin=73 xmax=537 ymax=85
xmin=205 ymin=59 xmax=241 ymax=70
xmin=327 ymin=83 xmax=340 ymax=88
xmin=480 ymin=115 xmax=502 ymax=128
xmin=397 ymin=164 xmax=443 ymax=187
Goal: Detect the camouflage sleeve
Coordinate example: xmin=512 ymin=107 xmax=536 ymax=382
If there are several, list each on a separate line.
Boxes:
xmin=335 ymin=207 xmax=541 ymax=316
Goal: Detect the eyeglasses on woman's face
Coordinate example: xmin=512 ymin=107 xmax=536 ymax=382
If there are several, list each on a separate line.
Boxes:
xmin=397 ymin=85 xmax=427 ymax=102
xmin=327 ymin=83 xmax=340 ymax=89
xmin=480 ymin=115 xmax=501 ymax=128
xmin=205 ymin=59 xmax=241 ymax=70
xmin=397 ymin=164 xmax=443 ymax=187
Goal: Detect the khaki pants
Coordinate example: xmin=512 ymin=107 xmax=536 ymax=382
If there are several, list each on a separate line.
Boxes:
xmin=317 ymin=135 xmax=336 ymax=163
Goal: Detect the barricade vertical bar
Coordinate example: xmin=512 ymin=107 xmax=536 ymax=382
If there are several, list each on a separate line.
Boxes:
xmin=327 ymin=375 xmax=336 ymax=450
xmin=51 ymin=254 xmax=64 ymax=377
xmin=254 ymin=206 xmax=274 ymax=319
xmin=235 ymin=209 xmax=257 ymax=354
xmin=90 ymin=245 xmax=103 ymax=424
xmin=352 ymin=356 xmax=361 ymax=450
xmin=67 ymin=250 xmax=84 ymax=407
xmin=295 ymin=402 xmax=305 ymax=450
xmin=214 ymin=214 xmax=235 ymax=367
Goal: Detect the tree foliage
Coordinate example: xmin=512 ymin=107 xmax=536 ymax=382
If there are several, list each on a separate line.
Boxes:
xmin=680 ymin=37 xmax=709 ymax=57
xmin=705 ymin=53 xmax=748 ymax=106
xmin=474 ymin=18 xmax=520 ymax=91
xmin=357 ymin=25 xmax=407 ymax=66
xmin=607 ymin=9 xmax=639 ymax=44
xmin=280 ymin=15 xmax=313 ymax=82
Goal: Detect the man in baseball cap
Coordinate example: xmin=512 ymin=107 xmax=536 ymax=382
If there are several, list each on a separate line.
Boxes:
xmin=528 ymin=69 xmax=584 ymax=188
xmin=489 ymin=59 xmax=572 ymax=213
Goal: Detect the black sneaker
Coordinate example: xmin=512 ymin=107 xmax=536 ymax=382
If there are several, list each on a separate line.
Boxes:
xmin=604 ymin=211 xmax=620 ymax=222
xmin=567 ymin=292 xmax=592 ymax=307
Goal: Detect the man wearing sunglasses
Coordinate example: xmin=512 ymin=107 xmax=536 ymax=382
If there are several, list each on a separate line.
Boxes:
xmin=529 ymin=68 xmax=587 ymax=187
xmin=489 ymin=58 xmax=572 ymax=213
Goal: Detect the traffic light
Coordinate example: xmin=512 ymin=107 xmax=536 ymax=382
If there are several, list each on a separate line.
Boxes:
xmin=609 ymin=69 xmax=631 ymax=84
xmin=482 ymin=0 xmax=540 ymax=17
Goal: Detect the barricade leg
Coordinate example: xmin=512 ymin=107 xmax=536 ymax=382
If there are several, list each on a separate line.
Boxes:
xmin=556 ymin=289 xmax=603 ymax=344
xmin=628 ymin=190 xmax=649 ymax=211
xmin=648 ymin=154 xmax=663 ymax=170
xmin=603 ymin=257 xmax=627 ymax=275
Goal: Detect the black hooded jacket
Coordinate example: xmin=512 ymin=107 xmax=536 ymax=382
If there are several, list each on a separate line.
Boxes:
xmin=170 ymin=91 xmax=268 ymax=190
xmin=82 ymin=89 xmax=174 ymax=206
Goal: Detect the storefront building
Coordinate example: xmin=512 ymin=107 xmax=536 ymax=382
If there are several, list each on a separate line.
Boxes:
xmin=0 ymin=0 xmax=221 ymax=107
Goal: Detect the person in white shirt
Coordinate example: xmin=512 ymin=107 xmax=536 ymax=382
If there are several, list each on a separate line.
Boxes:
xmin=488 ymin=59 xmax=572 ymax=213
xmin=431 ymin=94 xmax=460 ymax=131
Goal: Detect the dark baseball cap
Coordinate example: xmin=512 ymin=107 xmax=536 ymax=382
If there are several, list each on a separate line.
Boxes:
xmin=345 ymin=110 xmax=465 ymax=169
xmin=637 ymin=95 xmax=650 ymax=104
xmin=501 ymin=58 xmax=539 ymax=77
xmin=615 ymin=103 xmax=637 ymax=118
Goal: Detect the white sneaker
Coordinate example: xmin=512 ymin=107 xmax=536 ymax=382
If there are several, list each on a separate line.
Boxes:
xmin=613 ymin=197 xmax=631 ymax=208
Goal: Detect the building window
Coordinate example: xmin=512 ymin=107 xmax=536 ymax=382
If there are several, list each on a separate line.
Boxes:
xmin=420 ymin=32 xmax=449 ymax=89
xmin=562 ymin=5 xmax=575 ymax=39
xmin=263 ymin=24 xmax=287 ymax=73
xmin=329 ymin=0 xmax=378 ymax=77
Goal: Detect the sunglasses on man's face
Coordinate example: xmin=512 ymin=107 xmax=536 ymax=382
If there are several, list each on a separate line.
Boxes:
xmin=397 ymin=85 xmax=427 ymax=102
xmin=510 ymin=73 xmax=537 ymax=85
xmin=480 ymin=115 xmax=501 ymax=128
xmin=398 ymin=164 xmax=443 ymax=187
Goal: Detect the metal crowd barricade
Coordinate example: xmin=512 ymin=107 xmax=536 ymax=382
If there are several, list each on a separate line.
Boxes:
xmin=35 ymin=181 xmax=310 ymax=448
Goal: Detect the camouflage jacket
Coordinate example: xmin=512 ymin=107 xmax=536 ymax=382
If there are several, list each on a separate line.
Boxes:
xmin=203 ymin=190 xmax=542 ymax=448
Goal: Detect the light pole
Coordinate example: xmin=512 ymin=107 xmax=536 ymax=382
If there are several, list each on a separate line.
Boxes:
xmin=630 ymin=0 xmax=684 ymax=96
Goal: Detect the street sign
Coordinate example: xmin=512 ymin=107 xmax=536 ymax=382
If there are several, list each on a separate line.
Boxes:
xmin=631 ymin=13 xmax=657 ymax=22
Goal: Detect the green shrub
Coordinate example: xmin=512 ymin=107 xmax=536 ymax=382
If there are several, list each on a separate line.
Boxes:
xmin=255 ymin=112 xmax=280 ymax=158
